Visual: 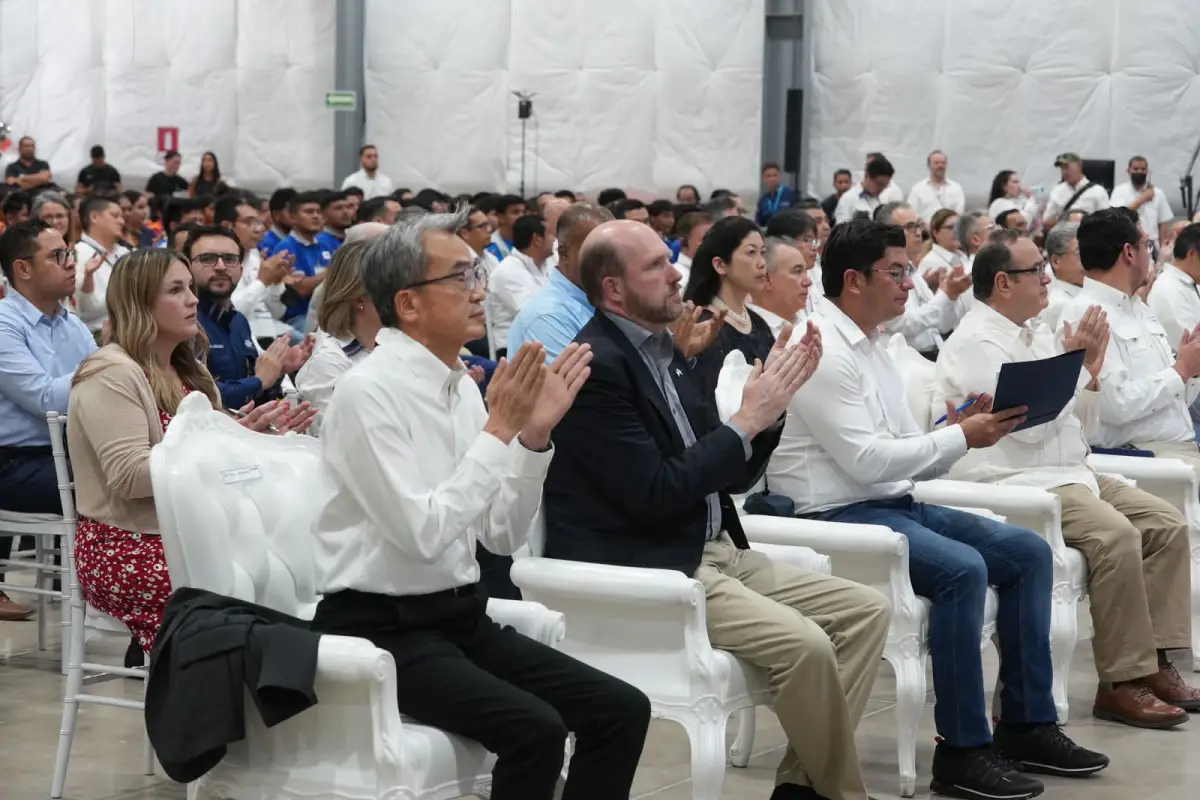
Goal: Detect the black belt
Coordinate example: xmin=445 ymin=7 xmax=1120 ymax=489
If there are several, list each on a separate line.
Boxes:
xmin=0 ymin=445 xmax=52 ymax=459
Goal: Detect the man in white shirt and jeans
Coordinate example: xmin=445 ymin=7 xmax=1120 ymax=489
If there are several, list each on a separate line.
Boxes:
xmin=937 ymin=233 xmax=1199 ymax=729
xmin=311 ymin=210 xmax=650 ymax=800
xmin=770 ymin=219 xmax=1109 ymax=800
xmin=339 ymin=144 xmax=394 ymax=199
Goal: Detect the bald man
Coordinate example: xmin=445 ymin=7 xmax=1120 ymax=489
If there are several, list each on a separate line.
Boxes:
xmin=537 ymin=220 xmax=890 ymax=800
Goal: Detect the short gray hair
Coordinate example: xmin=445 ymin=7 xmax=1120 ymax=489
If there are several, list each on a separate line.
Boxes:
xmin=557 ymin=202 xmax=614 ymax=252
xmin=32 ymin=191 xmax=70 ymax=218
xmin=874 ymin=201 xmax=911 ymax=225
xmin=1045 ymin=222 xmax=1079 ymax=258
xmin=764 ymin=236 xmax=800 ymax=273
xmin=362 ymin=207 xmax=470 ymax=328
xmin=956 ymin=210 xmax=988 ymax=249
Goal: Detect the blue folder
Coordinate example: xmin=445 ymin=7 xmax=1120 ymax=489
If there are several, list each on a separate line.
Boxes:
xmin=991 ymin=349 xmax=1087 ymax=432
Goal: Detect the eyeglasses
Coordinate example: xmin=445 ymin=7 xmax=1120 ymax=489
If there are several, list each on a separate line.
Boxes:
xmin=465 ymin=221 xmax=492 ymax=232
xmin=405 ymin=259 xmax=489 ymax=292
xmin=864 ymin=264 xmax=916 ymax=284
xmin=20 ymin=248 xmax=75 ymax=267
xmin=797 ymin=237 xmax=820 ymax=249
xmin=193 ymin=252 xmax=243 ymax=267
xmin=1006 ymin=261 xmax=1050 ymax=277
xmin=900 ymin=222 xmax=923 ymax=233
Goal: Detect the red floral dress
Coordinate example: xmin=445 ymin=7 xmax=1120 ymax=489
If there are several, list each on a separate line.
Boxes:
xmin=74 ymin=409 xmax=174 ymax=653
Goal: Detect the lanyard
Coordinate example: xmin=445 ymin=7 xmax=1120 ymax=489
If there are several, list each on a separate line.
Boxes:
xmin=765 ymin=187 xmax=784 ymax=216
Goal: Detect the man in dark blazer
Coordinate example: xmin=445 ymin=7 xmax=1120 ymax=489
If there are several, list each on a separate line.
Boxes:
xmin=541 ymin=220 xmax=891 ymax=800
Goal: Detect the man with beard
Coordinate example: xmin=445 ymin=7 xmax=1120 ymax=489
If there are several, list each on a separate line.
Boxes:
xmin=182 ymin=225 xmax=311 ymax=409
xmin=1111 ymin=155 xmax=1175 ymax=251
xmin=540 ymin=219 xmax=892 ymax=800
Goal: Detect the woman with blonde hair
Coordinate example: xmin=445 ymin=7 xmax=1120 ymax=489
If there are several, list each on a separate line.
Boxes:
xmin=68 ymin=248 xmax=313 ymax=651
xmin=295 ymin=240 xmax=381 ymax=416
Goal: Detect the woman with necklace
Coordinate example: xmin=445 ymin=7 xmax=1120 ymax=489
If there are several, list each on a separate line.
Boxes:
xmin=683 ymin=215 xmax=776 ymax=403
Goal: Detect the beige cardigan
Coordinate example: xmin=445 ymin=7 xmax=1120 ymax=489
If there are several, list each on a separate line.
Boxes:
xmin=68 ymin=345 xmax=164 ymax=534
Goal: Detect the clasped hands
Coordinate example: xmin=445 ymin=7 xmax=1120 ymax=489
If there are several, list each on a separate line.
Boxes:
xmin=729 ymin=321 xmax=822 ymax=437
xmin=483 ymin=341 xmax=594 ymax=451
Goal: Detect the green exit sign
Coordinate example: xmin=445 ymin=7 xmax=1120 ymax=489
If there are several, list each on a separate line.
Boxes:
xmin=324 ymin=91 xmax=357 ymax=111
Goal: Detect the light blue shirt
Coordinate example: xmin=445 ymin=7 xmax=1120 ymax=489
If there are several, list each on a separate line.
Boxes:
xmin=0 ymin=291 xmax=97 ymax=446
xmin=507 ymin=268 xmax=595 ymax=362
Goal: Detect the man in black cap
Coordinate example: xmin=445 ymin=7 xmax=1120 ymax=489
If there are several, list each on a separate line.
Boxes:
xmin=1044 ymin=152 xmax=1110 ymax=229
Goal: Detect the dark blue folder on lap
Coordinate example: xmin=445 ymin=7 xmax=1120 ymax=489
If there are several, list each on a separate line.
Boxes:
xmin=991 ymin=349 xmax=1087 ymax=432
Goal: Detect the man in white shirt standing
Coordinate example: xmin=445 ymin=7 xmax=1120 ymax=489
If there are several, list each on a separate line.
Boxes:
xmin=311 ymin=209 xmax=650 ymax=800
xmin=1149 ymin=223 xmax=1200 ymax=348
xmin=487 ymin=214 xmax=555 ymax=356
xmin=73 ymin=195 xmax=130 ymax=334
xmin=863 ymin=152 xmax=904 ymax=204
xmin=772 ymin=218 xmax=1109 ymax=800
xmin=1111 ymin=156 xmax=1175 ymax=251
xmin=749 ymin=237 xmax=812 ymax=335
xmin=906 ymin=150 xmax=966 ymax=224
xmin=834 ymin=155 xmax=895 ymax=224
xmin=938 ymin=234 xmax=1199 ymax=729
xmin=1043 ymin=153 xmax=1110 ymax=229
xmin=339 ymin=144 xmax=394 ymax=199
xmin=1038 ymin=222 xmax=1084 ymax=332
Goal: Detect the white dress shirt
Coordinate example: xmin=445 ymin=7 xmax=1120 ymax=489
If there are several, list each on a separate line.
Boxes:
xmin=73 ymin=234 xmax=130 ymax=332
xmin=1110 ymin=182 xmax=1175 ymax=244
xmin=988 ymin=196 xmax=1040 ymax=226
xmin=834 ymin=185 xmax=885 ymax=224
xmin=917 ymin=243 xmax=964 ymax=280
xmin=315 ymin=327 xmax=552 ymax=596
xmin=1037 ymin=278 xmax=1082 ymax=334
xmin=1147 ymin=263 xmax=1200 ymax=350
xmin=231 ymin=248 xmax=291 ymax=340
xmin=487 ymin=249 xmax=550 ymax=352
xmin=882 ymin=260 xmax=959 ymax=354
xmin=936 ymin=303 xmax=1100 ymax=494
xmin=295 ymin=333 xmax=371 ymax=417
xmin=1059 ymin=277 xmax=1199 ymax=446
xmin=1043 ymin=178 xmax=1109 ymax=224
xmin=907 ymin=178 xmax=966 ymax=223
xmin=768 ymin=296 xmax=968 ymax=513
xmin=674 ymin=253 xmax=692 ymax=288
xmin=340 ymin=169 xmax=394 ymax=200
xmin=747 ymin=303 xmax=800 ymax=338
xmin=806 ymin=261 xmax=824 ymax=313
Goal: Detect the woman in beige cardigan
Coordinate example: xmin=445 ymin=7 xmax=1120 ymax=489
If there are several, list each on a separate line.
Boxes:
xmin=68 ymin=248 xmax=313 ymax=652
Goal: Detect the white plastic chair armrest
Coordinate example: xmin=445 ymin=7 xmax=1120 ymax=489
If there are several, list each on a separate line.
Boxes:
xmin=486 ymin=597 xmax=566 ymax=647
xmin=314 ymin=633 xmax=395 ymax=684
xmin=1087 ymin=452 xmax=1199 ymax=521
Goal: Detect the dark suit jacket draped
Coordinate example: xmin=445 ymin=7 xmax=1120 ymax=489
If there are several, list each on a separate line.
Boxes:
xmin=543 ymin=311 xmax=782 ymax=576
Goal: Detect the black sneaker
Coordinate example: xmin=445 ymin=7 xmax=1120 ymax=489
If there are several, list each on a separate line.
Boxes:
xmin=993 ymin=722 xmax=1110 ymax=778
xmin=931 ymin=742 xmax=1044 ymax=800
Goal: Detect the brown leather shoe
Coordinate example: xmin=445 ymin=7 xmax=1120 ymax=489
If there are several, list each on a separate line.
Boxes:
xmin=1093 ymin=680 xmax=1188 ymax=729
xmin=1145 ymin=663 xmax=1200 ymax=712
xmin=0 ymin=592 xmax=34 ymax=621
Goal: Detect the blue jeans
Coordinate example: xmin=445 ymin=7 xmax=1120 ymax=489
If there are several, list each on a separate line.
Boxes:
xmin=810 ymin=495 xmax=1056 ymax=746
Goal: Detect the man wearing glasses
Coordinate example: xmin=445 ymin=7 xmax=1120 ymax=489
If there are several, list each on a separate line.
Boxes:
xmin=214 ymin=195 xmax=297 ymax=346
xmin=0 ymin=219 xmax=96 ymax=620
xmin=938 ymin=231 xmax=1200 ymax=731
xmin=770 ymin=219 xmax=1110 ymax=799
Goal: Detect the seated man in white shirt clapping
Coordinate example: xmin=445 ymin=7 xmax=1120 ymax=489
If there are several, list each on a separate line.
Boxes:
xmin=311 ymin=209 xmax=650 ymax=800
xmin=937 ymin=234 xmax=1199 ymax=729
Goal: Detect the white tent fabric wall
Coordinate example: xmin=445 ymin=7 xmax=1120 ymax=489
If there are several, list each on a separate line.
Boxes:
xmin=806 ymin=0 xmax=1200 ymax=210
xmin=363 ymin=0 xmax=764 ymax=198
xmin=0 ymin=0 xmax=335 ymax=191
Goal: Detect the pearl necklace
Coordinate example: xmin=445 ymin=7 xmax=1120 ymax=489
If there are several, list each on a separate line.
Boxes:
xmin=711 ymin=296 xmax=751 ymax=332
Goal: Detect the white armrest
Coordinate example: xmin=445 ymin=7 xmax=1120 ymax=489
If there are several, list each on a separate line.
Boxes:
xmin=750 ymin=542 xmax=831 ymax=575
xmin=486 ymin=597 xmax=566 ymax=647
xmin=1087 ymin=452 xmax=1199 ymax=523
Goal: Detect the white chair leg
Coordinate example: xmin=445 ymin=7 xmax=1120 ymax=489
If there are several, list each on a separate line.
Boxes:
xmin=35 ymin=536 xmax=47 ymax=651
xmin=1192 ymin=550 xmax=1200 ymax=671
xmin=50 ymin=600 xmax=87 ymax=799
xmin=728 ymin=706 xmax=755 ymax=768
xmin=1049 ymin=593 xmax=1079 ymax=724
xmin=885 ymin=648 xmax=926 ymax=799
xmin=685 ymin=712 xmax=729 ymax=800
xmin=142 ymin=679 xmax=155 ymax=775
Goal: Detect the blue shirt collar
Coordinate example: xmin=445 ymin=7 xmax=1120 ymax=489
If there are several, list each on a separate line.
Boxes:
xmin=7 ymin=289 xmax=69 ymax=327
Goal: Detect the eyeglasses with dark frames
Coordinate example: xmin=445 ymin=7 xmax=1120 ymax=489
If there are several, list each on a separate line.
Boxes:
xmin=404 ymin=259 xmax=490 ymax=292
xmin=19 ymin=248 xmax=75 ymax=267
xmin=192 ymin=252 xmax=244 ymax=268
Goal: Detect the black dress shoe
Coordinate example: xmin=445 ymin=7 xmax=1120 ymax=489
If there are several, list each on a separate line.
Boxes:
xmin=769 ymin=783 xmax=827 ymax=800
xmin=993 ymin=722 xmax=1109 ymax=778
xmin=931 ymin=742 xmax=1044 ymax=799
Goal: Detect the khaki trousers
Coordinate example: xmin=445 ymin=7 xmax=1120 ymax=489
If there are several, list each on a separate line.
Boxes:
xmin=1050 ymin=474 xmax=1192 ymax=682
xmin=695 ymin=536 xmax=890 ymax=800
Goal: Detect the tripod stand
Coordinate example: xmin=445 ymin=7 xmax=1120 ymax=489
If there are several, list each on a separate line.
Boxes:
xmin=513 ymin=91 xmax=535 ymax=197
xmin=1181 ymin=132 xmax=1200 ymax=220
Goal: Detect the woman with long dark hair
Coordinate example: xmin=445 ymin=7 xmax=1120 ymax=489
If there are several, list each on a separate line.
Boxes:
xmin=987 ymin=169 xmax=1038 ymax=226
xmin=682 ymin=215 xmax=775 ymax=402
xmin=190 ymin=151 xmax=227 ymax=198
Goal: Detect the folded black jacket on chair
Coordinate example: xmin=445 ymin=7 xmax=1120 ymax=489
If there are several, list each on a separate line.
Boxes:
xmin=144 ymin=587 xmax=321 ymax=783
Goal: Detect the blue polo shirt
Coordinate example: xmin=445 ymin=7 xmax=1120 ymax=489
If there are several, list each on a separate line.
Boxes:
xmin=316 ymin=230 xmax=344 ymax=254
xmin=197 ymin=295 xmax=276 ymax=409
xmin=507 ymin=268 xmax=595 ymax=362
xmin=260 ymin=227 xmax=287 ymax=256
xmin=755 ymin=185 xmax=797 ymax=225
xmin=275 ymin=233 xmax=333 ymax=321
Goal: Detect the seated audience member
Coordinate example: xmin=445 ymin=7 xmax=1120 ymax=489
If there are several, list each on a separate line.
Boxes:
xmin=261 ymin=188 xmax=297 ymax=256
xmin=956 ymin=211 xmax=995 ymax=271
xmin=355 ymin=196 xmax=393 ymax=226
xmin=671 ymin=210 xmax=714 ymax=286
xmin=2 ymin=190 xmax=31 ymax=228
xmin=310 ymin=210 xmax=650 ymax=800
xmin=882 ymin=204 xmax=968 ymax=362
xmin=341 ymin=185 xmax=363 ymax=219
xmin=76 ymin=145 xmax=122 ymax=195
xmin=169 ymin=221 xmax=201 ymax=255
xmin=543 ymin=218 xmax=890 ymax=800
xmin=821 ymin=168 xmax=853 ymax=225
xmin=987 ymin=170 xmax=1039 ymax=228
xmin=304 ymin=221 xmax=389 ymax=337
xmin=507 ymin=203 xmax=613 ymax=361
xmin=774 ymin=219 xmax=1108 ymax=799
xmin=834 ymin=155 xmax=894 ymax=224
xmin=938 ymin=235 xmax=1200 ymax=728
xmin=755 ymin=162 xmax=797 ymax=225
xmin=646 ymin=199 xmax=675 ymax=241
xmin=683 ymin=215 xmax=774 ymax=402
xmin=295 ymin=241 xmax=378 ymax=416
xmin=1044 ymin=153 xmax=1111 ymax=230
xmin=1060 ymin=209 xmax=1200 ymax=463
xmin=765 ymin=210 xmax=822 ymax=310
xmin=0 ymin=220 xmax=96 ymax=620
xmin=183 ymin=225 xmax=312 ymax=410
xmin=1148 ymin=222 xmax=1200 ymax=347
xmin=275 ymin=191 xmax=334 ymax=328
xmin=120 ymin=190 xmax=158 ymax=248
xmin=996 ymin=208 xmax=1028 ymax=234
xmin=705 ymin=193 xmax=743 ymax=219
xmin=68 ymin=249 xmax=309 ymax=652
xmin=749 ymin=236 xmax=813 ymax=336
xmin=486 ymin=194 xmax=527 ymax=261
xmin=795 ymin=197 xmax=832 ymax=245
xmin=487 ymin=214 xmax=554 ymax=357
xmin=676 ymin=184 xmax=701 ymax=205
xmin=317 ymin=190 xmax=353 ymax=252
xmin=1039 ymin=222 xmax=1084 ymax=332
xmin=215 ymin=194 xmax=295 ymax=345
xmin=597 ymin=187 xmax=627 ymax=207
xmin=74 ymin=194 xmax=131 ymax=335
xmin=917 ymin=209 xmax=964 ymax=281
xmin=161 ymin=197 xmax=207 ymax=250
xmin=32 ymin=191 xmax=72 ymax=243
xmin=610 ymin=198 xmax=649 ymax=224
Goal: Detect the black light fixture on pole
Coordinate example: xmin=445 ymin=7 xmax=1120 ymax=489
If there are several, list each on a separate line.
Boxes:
xmin=1182 ymin=132 xmax=1200 ymax=221
xmin=513 ymin=91 xmax=535 ymax=197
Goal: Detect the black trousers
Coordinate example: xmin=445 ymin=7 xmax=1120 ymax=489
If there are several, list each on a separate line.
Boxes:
xmin=312 ymin=584 xmax=650 ymax=800
xmin=475 ymin=543 xmax=521 ymax=600
xmin=0 ymin=451 xmax=63 ymax=586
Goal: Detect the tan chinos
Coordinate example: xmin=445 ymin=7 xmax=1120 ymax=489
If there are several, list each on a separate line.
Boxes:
xmin=695 ymin=534 xmax=891 ymax=800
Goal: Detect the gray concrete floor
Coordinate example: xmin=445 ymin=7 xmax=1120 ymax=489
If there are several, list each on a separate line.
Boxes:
xmin=2 ymin=596 xmax=1198 ymax=800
